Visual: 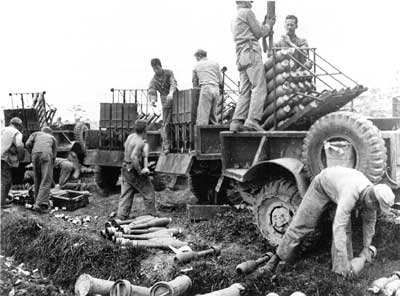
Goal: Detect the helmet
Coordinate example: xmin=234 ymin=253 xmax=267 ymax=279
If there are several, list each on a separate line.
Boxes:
xmin=373 ymin=184 xmax=395 ymax=215
xmin=194 ymin=49 xmax=207 ymax=57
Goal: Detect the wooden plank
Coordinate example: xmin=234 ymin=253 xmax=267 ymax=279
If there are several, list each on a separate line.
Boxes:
xmin=187 ymin=205 xmax=232 ymax=221
xmin=155 ymin=153 xmax=194 ymax=175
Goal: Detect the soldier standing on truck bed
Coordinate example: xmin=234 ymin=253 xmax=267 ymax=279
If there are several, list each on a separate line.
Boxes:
xmin=192 ymin=49 xmax=223 ymax=125
xmin=148 ymin=58 xmax=178 ymax=153
xmin=115 ymin=119 xmax=157 ymax=219
xmin=25 ymin=126 xmax=57 ymax=213
xmin=263 ymin=167 xmax=395 ymax=278
xmin=1 ymin=117 xmax=24 ymax=209
xmin=230 ymin=0 xmax=275 ymax=132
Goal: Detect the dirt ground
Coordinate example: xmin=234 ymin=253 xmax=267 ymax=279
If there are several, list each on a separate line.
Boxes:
xmin=1 ymin=184 xmax=399 ymax=296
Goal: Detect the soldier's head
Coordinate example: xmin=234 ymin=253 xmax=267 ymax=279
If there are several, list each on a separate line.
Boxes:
xmin=9 ymin=117 xmax=23 ymax=131
xmin=41 ymin=126 xmax=53 ymax=135
xmin=134 ymin=119 xmax=147 ymax=135
xmin=373 ymin=184 xmax=395 ymax=215
xmin=194 ymin=49 xmax=207 ymax=62
xmin=285 ymin=15 xmax=298 ymax=35
xmin=151 ymin=58 xmax=163 ymax=75
xmin=236 ymin=0 xmax=253 ymax=9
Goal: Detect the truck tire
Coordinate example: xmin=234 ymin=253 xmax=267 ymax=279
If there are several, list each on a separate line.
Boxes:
xmin=94 ymin=166 xmax=120 ymax=195
xmin=253 ymin=178 xmax=302 ymax=247
xmin=301 ymin=111 xmax=387 ymax=183
xmin=73 ymin=123 xmax=90 ymax=148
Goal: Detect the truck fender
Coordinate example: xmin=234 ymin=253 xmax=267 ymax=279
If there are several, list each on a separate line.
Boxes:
xmin=242 ymin=158 xmax=309 ymax=197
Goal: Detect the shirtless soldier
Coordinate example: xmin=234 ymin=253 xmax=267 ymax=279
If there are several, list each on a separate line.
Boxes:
xmin=116 ymin=119 xmax=157 ymax=219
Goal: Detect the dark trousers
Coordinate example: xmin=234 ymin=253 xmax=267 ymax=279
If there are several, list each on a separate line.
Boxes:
xmin=116 ymin=165 xmax=156 ymax=220
xmin=32 ymin=152 xmax=54 ymax=207
xmin=1 ymin=160 xmax=12 ymax=205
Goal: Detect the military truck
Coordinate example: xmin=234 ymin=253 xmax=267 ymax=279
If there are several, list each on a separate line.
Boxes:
xmin=155 ymin=46 xmax=400 ymax=247
xmin=4 ymin=92 xmax=89 ymax=183
xmin=83 ymin=88 xmax=163 ymax=194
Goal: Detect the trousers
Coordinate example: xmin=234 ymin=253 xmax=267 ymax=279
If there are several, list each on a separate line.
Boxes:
xmin=1 ymin=160 xmax=12 ymax=205
xmin=160 ymin=95 xmax=172 ymax=149
xmin=116 ymin=165 xmax=156 ymax=220
xmin=276 ymin=176 xmax=353 ymax=271
xmin=32 ymin=152 xmax=54 ymax=207
xmin=233 ymin=43 xmax=267 ymax=123
xmin=196 ymin=84 xmax=221 ymax=125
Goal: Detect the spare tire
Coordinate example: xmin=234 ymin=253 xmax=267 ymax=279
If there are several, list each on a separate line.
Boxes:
xmin=301 ymin=111 xmax=386 ymax=183
xmin=73 ymin=123 xmax=90 ymax=148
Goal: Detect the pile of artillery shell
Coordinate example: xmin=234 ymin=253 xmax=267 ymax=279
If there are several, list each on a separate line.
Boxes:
xmin=101 ymin=215 xmax=188 ymax=249
xmin=261 ymin=48 xmax=316 ymax=130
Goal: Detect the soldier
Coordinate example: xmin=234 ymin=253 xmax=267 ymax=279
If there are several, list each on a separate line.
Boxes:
xmin=192 ymin=49 xmax=223 ymax=125
xmin=1 ymin=117 xmax=24 ymax=208
xmin=275 ymin=15 xmax=309 ymax=64
xmin=263 ymin=167 xmax=395 ymax=278
xmin=25 ymin=126 xmax=57 ymax=213
xmin=148 ymin=58 xmax=178 ymax=153
xmin=115 ymin=119 xmax=157 ymax=220
xmin=230 ymin=0 xmax=275 ymax=132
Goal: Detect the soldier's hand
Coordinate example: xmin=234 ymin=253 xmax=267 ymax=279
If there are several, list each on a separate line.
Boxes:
xmin=140 ymin=168 xmax=150 ymax=175
xmin=334 ymin=260 xmax=354 ymax=279
xmin=265 ymin=14 xmax=276 ymax=27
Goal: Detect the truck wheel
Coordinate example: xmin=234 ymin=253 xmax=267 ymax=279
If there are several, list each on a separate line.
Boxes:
xmin=94 ymin=166 xmax=120 ymax=195
xmin=302 ymin=111 xmax=387 ymax=183
xmin=253 ymin=178 xmax=301 ymax=247
xmin=73 ymin=123 xmax=90 ymax=148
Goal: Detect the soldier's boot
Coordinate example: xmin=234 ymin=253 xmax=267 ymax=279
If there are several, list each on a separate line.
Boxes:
xmin=244 ymin=119 xmax=264 ymax=131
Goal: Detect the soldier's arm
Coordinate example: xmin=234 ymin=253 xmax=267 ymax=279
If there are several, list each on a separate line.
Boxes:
xmin=168 ymin=71 xmax=178 ymax=95
xmin=247 ymin=10 xmax=272 ymax=39
xmin=130 ymin=141 xmax=144 ymax=174
xmin=14 ymin=132 xmax=25 ymax=160
xmin=361 ymin=208 xmax=376 ymax=249
xmin=192 ymin=68 xmax=199 ymax=88
xmin=148 ymin=77 xmax=158 ymax=102
xmin=25 ymin=133 xmax=36 ymax=152
xmin=332 ymin=193 xmax=357 ymax=274
xmin=141 ymin=143 xmax=150 ymax=175
xmin=52 ymin=137 xmax=58 ymax=161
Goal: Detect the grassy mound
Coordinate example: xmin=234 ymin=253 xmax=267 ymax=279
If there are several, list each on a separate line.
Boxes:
xmin=1 ymin=213 xmax=150 ymax=290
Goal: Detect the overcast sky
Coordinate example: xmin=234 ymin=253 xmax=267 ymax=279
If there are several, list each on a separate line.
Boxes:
xmin=1 ymin=0 xmax=399 ymax=122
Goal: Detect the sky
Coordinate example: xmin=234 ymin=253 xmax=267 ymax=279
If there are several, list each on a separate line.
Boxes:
xmin=1 ymin=0 xmax=400 ymax=123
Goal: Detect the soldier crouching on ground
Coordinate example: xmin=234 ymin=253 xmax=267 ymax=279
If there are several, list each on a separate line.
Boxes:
xmin=263 ymin=167 xmax=395 ymax=278
xmin=25 ymin=126 xmax=57 ymax=213
xmin=115 ymin=119 xmax=157 ymax=220
xmin=1 ymin=117 xmax=24 ymax=208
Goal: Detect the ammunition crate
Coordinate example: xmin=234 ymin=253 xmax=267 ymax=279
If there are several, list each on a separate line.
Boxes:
xmin=100 ymin=103 xmax=138 ymax=128
xmin=171 ymin=89 xmax=200 ymax=124
xmin=51 ymin=190 xmax=90 ymax=211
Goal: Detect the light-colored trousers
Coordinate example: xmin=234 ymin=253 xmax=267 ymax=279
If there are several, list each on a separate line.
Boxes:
xmin=160 ymin=95 xmax=172 ymax=149
xmin=276 ymin=176 xmax=353 ymax=271
xmin=233 ymin=43 xmax=267 ymax=122
xmin=196 ymin=84 xmax=221 ymax=125
xmin=32 ymin=152 xmax=54 ymax=207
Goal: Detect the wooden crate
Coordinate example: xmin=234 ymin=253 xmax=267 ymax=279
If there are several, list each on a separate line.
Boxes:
xmin=51 ymin=190 xmax=90 ymax=211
